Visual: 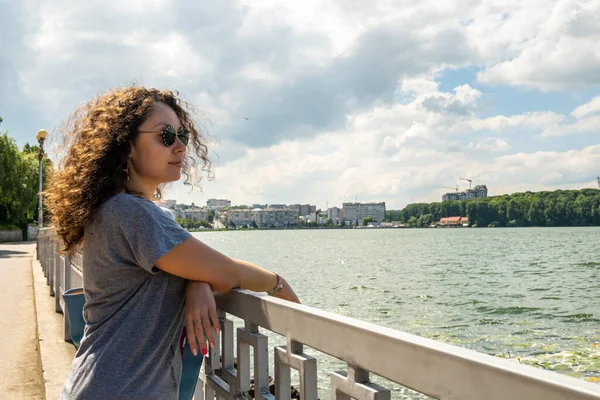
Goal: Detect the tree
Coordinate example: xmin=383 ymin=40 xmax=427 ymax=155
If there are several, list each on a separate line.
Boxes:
xmin=507 ymin=198 xmax=520 ymax=222
xmin=0 ymin=134 xmax=52 ymax=228
xmin=407 ymin=216 xmax=418 ymax=228
xmin=362 ymin=216 xmax=373 ymax=226
xmin=251 ymin=220 xmax=258 ymax=229
xmin=206 ymin=209 xmax=215 ymax=223
xmin=420 ymin=213 xmax=434 ymax=227
xmin=490 ymin=197 xmax=508 ymax=227
xmin=528 ymin=199 xmax=545 ymax=226
xmin=386 ymin=188 xmax=600 ymax=228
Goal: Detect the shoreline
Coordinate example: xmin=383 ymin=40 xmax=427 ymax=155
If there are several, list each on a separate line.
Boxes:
xmin=187 ymin=225 xmax=600 ymax=233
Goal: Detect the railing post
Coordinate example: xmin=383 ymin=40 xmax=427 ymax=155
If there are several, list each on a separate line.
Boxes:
xmin=41 ymin=233 xmax=47 ymax=278
xmin=275 ymin=340 xmax=318 ymax=400
xmin=64 ymin=254 xmax=72 ymax=291
xmin=54 ymin=242 xmax=62 ymax=313
xmin=62 ymin=254 xmax=71 ymax=341
xmin=330 ymin=365 xmax=390 ymax=400
xmin=44 ymin=232 xmax=50 ymax=278
xmin=48 ymin=237 xmax=55 ymax=297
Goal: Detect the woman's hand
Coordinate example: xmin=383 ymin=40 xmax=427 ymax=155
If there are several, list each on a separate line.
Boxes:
xmin=185 ymin=281 xmax=220 ymax=356
xmin=269 ymin=277 xmax=301 ymax=304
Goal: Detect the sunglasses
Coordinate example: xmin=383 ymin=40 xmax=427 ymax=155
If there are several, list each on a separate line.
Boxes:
xmin=138 ymin=125 xmax=189 ymax=147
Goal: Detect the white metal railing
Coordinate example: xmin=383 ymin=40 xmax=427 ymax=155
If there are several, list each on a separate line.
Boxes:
xmin=37 ymin=228 xmax=600 ymax=400
xmin=38 ymin=228 xmax=83 ymax=342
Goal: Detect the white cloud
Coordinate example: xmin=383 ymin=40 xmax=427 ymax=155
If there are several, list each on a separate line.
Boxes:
xmin=476 ymin=0 xmax=600 ymax=91
xmin=571 ymin=95 xmax=600 ymax=118
xmin=170 ymin=82 xmax=599 ymax=208
xmin=496 ymin=144 xmax=600 ymax=181
xmin=2 ymin=0 xmax=600 ymax=209
xmin=540 ymin=115 xmax=600 ymax=137
xmin=420 ymin=84 xmax=482 ymax=115
xmin=468 ymin=138 xmax=510 ymax=152
xmin=454 ymin=111 xmax=565 ymax=133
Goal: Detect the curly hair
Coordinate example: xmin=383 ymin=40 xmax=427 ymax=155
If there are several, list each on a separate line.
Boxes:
xmin=46 ymin=86 xmax=213 ymax=253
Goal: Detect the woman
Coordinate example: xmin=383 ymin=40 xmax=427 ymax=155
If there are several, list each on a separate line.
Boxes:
xmin=46 ymin=86 xmax=300 ymax=399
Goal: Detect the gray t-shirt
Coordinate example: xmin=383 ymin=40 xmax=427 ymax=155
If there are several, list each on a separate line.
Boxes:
xmin=60 ymin=193 xmax=192 ymax=400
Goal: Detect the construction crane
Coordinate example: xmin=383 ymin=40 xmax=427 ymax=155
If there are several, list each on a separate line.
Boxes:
xmin=443 ymin=185 xmax=459 ymax=192
xmin=460 ymin=177 xmax=473 ymax=190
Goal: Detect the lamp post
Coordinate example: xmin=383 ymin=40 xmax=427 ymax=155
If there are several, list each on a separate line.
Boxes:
xmin=36 ymin=129 xmax=48 ymax=229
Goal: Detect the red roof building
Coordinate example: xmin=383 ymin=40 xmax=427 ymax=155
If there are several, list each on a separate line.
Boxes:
xmin=437 ymin=216 xmax=469 ymax=227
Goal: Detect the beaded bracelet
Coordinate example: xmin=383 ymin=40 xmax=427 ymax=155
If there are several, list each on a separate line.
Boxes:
xmin=267 ymin=273 xmax=284 ymax=295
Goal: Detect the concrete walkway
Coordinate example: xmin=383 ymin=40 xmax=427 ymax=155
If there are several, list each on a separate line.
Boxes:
xmin=0 ymin=242 xmax=75 ymax=400
xmin=0 ymin=242 xmax=44 ymax=399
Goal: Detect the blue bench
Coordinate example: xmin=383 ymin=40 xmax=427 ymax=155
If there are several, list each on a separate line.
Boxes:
xmin=62 ymin=288 xmax=203 ymax=400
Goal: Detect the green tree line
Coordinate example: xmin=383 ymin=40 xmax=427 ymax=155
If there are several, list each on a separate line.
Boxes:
xmin=175 ymin=217 xmax=213 ymax=230
xmin=386 ymin=189 xmax=600 ymax=228
xmin=0 ymin=128 xmax=53 ymax=230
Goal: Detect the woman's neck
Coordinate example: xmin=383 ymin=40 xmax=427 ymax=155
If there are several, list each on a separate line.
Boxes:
xmin=124 ymin=179 xmax=157 ymax=201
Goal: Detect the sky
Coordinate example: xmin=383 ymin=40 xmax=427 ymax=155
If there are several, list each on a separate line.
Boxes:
xmin=1 ymin=0 xmax=599 ymax=209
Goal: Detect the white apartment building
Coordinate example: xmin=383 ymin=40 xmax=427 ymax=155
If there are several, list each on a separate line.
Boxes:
xmin=154 ymin=199 xmax=176 ymax=209
xmin=290 ymin=204 xmax=316 ymax=216
xmin=184 ymin=208 xmax=207 ymax=221
xmin=207 ymin=198 xmax=231 ymax=209
xmin=342 ymin=202 xmax=386 ymax=222
xmin=327 ymin=207 xmax=340 ymax=221
xmin=251 ymin=208 xmax=299 ymax=227
xmin=226 ymin=209 xmax=254 ymax=226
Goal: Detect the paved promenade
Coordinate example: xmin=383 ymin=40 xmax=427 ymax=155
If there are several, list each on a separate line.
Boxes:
xmin=0 ymin=242 xmax=75 ymax=400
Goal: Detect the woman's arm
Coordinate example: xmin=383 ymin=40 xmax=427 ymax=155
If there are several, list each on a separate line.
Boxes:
xmin=156 ymin=236 xmax=280 ymax=294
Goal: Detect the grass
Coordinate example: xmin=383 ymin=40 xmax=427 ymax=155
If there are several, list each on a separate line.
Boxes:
xmin=0 ymin=224 xmax=21 ymax=231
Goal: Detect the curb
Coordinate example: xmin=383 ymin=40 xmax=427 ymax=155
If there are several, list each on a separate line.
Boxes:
xmin=32 ymin=250 xmax=76 ymax=400
xmin=30 ymin=253 xmax=47 ymax=400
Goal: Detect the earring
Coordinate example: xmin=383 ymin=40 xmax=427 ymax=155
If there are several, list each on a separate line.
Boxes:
xmin=124 ymin=156 xmax=131 ymax=181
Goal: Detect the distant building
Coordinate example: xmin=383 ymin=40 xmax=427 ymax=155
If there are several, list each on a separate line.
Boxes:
xmin=342 ymin=202 xmax=386 ymax=222
xmin=154 ymin=199 xmax=176 ymax=209
xmin=154 ymin=200 xmax=177 ymax=218
xmin=226 ymin=209 xmax=254 ymax=226
xmin=327 ymin=207 xmax=340 ymax=221
xmin=442 ymin=185 xmax=488 ymax=201
xmin=252 ymin=208 xmax=299 ymax=227
xmin=290 ymin=204 xmax=316 ymax=216
xmin=268 ymin=204 xmax=287 ymax=210
xmin=207 ymin=198 xmax=231 ymax=209
xmin=184 ymin=208 xmax=207 ymax=221
xmin=437 ymin=216 xmax=469 ymax=227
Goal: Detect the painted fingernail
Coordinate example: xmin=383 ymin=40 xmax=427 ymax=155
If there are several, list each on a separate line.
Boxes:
xmin=192 ymin=348 xmax=198 ymax=356
xmin=201 ymin=348 xmax=208 ymax=356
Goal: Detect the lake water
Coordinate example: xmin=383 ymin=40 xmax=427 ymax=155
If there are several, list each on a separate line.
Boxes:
xmin=193 ymin=227 xmax=600 ymax=398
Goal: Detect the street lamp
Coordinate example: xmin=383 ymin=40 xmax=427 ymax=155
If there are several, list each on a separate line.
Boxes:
xmin=36 ymin=129 xmax=48 ymax=229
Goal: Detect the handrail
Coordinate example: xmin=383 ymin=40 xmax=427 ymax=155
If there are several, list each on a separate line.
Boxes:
xmin=36 ymin=228 xmax=600 ymax=400
xmin=210 ymin=290 xmax=600 ymax=399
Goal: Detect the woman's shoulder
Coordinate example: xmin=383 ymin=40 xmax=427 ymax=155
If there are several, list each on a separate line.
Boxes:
xmin=103 ymin=192 xmax=151 ymax=208
xmin=97 ymin=192 xmax=156 ymax=219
